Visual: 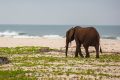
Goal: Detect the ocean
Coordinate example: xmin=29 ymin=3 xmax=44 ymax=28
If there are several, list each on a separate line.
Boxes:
xmin=0 ymin=24 xmax=120 ymax=40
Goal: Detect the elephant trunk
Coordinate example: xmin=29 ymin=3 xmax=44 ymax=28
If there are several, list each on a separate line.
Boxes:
xmin=65 ymin=40 xmax=69 ymax=57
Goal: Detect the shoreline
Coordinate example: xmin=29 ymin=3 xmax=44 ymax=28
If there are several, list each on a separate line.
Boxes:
xmin=0 ymin=37 xmax=120 ymax=53
xmin=0 ymin=37 xmax=65 ymax=49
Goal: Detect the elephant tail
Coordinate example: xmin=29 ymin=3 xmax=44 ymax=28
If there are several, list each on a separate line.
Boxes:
xmin=100 ymin=46 xmax=102 ymax=53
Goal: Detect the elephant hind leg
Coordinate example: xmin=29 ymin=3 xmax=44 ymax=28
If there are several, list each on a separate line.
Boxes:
xmin=95 ymin=45 xmax=99 ymax=58
xmin=83 ymin=45 xmax=90 ymax=58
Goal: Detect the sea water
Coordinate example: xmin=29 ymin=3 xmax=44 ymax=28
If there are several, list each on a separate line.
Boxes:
xmin=0 ymin=24 xmax=120 ymax=40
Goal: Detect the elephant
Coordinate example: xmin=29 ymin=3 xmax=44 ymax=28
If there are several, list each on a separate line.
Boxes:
xmin=65 ymin=26 xmax=102 ymax=58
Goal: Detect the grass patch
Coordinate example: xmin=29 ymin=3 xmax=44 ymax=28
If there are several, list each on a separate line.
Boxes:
xmin=0 ymin=46 xmax=38 ymax=54
xmin=65 ymin=69 xmax=95 ymax=76
xmin=0 ymin=70 xmax=36 ymax=80
xmin=0 ymin=46 xmax=54 ymax=54
xmin=0 ymin=47 xmax=120 ymax=80
xmin=98 ymin=54 xmax=120 ymax=62
xmin=98 ymin=73 xmax=120 ymax=78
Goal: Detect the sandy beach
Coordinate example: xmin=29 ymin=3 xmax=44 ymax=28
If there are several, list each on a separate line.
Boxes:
xmin=0 ymin=37 xmax=120 ymax=80
xmin=0 ymin=37 xmax=120 ymax=53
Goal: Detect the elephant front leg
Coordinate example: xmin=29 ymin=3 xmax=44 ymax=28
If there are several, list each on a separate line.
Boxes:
xmin=75 ymin=45 xmax=84 ymax=58
xmin=75 ymin=46 xmax=79 ymax=57
xmin=74 ymin=38 xmax=83 ymax=58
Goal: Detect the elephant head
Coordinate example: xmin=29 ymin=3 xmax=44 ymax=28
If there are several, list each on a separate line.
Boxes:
xmin=65 ymin=26 xmax=81 ymax=57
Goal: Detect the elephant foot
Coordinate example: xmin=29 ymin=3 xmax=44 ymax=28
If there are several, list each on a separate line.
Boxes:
xmin=85 ymin=54 xmax=90 ymax=58
xmin=75 ymin=53 xmax=78 ymax=58
xmin=80 ymin=56 xmax=84 ymax=58
xmin=79 ymin=55 xmax=84 ymax=58
xmin=96 ymin=56 xmax=99 ymax=58
xmin=74 ymin=56 xmax=78 ymax=58
xmin=79 ymin=53 xmax=84 ymax=58
xmin=85 ymin=56 xmax=90 ymax=58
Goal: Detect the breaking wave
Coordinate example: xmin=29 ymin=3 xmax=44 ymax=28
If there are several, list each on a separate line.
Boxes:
xmin=0 ymin=30 xmax=39 ymax=38
xmin=102 ymin=35 xmax=120 ymax=40
xmin=0 ymin=31 xmax=119 ymax=40
xmin=42 ymin=35 xmax=63 ymax=38
xmin=0 ymin=31 xmax=19 ymax=37
xmin=0 ymin=31 xmax=63 ymax=39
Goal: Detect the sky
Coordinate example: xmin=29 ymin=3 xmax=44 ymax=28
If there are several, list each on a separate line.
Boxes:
xmin=0 ymin=0 xmax=120 ymax=25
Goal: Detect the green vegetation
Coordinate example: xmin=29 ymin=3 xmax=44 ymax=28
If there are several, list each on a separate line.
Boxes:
xmin=0 ymin=46 xmax=53 ymax=54
xmin=0 ymin=70 xmax=36 ymax=80
xmin=0 ymin=47 xmax=120 ymax=80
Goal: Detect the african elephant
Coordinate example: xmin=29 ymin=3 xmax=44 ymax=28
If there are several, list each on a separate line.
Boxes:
xmin=65 ymin=26 xmax=102 ymax=58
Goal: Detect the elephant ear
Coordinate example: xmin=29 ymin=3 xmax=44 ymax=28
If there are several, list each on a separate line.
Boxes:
xmin=68 ymin=28 xmax=75 ymax=42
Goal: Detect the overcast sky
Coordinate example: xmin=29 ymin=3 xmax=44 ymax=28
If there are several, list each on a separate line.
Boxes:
xmin=0 ymin=0 xmax=120 ymax=25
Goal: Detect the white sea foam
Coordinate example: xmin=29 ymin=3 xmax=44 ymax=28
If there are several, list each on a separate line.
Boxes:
xmin=102 ymin=35 xmax=120 ymax=40
xmin=0 ymin=31 xmax=119 ymax=40
xmin=13 ymin=35 xmax=40 ymax=38
xmin=42 ymin=35 xmax=63 ymax=39
xmin=0 ymin=31 xmax=63 ymax=39
xmin=0 ymin=31 xmax=39 ymax=38
xmin=102 ymin=35 xmax=117 ymax=39
xmin=0 ymin=31 xmax=19 ymax=37
xmin=116 ymin=37 xmax=120 ymax=40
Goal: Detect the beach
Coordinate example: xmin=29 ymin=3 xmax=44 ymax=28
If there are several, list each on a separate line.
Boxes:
xmin=0 ymin=37 xmax=120 ymax=53
xmin=0 ymin=37 xmax=120 ymax=80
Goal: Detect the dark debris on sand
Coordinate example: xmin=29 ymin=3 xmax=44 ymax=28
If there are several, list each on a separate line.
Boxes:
xmin=0 ymin=57 xmax=10 ymax=64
